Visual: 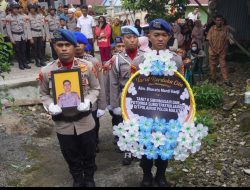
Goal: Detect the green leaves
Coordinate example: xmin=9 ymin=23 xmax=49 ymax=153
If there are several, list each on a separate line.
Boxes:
xmin=193 ymin=81 xmax=224 ymax=110
xmin=0 ymin=34 xmax=12 ymax=78
xmin=121 ymin=0 xmax=190 ymax=22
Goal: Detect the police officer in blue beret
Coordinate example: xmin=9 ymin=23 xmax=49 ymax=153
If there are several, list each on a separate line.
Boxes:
xmin=109 ymin=25 xmax=145 ymax=165
xmin=39 ymin=29 xmax=100 ymax=187
xmin=138 ymin=19 xmax=182 ymax=187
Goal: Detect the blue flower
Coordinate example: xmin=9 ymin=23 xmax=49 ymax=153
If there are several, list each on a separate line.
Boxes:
xmin=151 ymin=60 xmax=165 ymax=76
xmin=158 ymin=145 xmax=174 ymax=160
xmin=144 ymin=145 xmax=158 ymax=160
xmin=152 ymin=118 xmax=168 ymax=133
xmin=167 ymin=119 xmax=182 ymax=134
xmin=138 ymin=131 xmax=152 ymax=147
xmin=165 ymin=132 xmax=178 ymax=148
xmin=139 ymin=117 xmax=154 ymax=133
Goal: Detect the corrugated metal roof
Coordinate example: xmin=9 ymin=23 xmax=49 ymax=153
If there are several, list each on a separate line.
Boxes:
xmin=188 ymin=0 xmax=208 ymax=5
xmin=216 ymin=0 xmax=250 ymax=41
xmin=86 ymin=0 xmax=103 ymax=5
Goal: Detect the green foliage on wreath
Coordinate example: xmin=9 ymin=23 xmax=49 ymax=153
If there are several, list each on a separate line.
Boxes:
xmin=121 ymin=0 xmax=190 ymax=22
xmin=193 ymin=81 xmax=224 ymax=110
xmin=0 ymin=33 xmax=13 ymax=79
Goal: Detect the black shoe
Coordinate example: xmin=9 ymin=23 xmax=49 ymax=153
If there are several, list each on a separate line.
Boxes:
xmin=224 ymin=81 xmax=233 ymax=87
xmin=122 ymin=152 xmax=133 ymax=166
xmin=35 ymin=59 xmax=41 ymax=67
xmin=40 ymin=60 xmax=46 ymax=66
xmin=96 ymin=145 xmax=100 ymax=153
xmin=72 ymin=175 xmax=84 ymax=187
xmin=24 ymin=64 xmax=31 ymax=69
xmin=155 ymin=176 xmax=169 ymax=187
xmin=28 ymin=59 xmax=34 ymax=63
xmin=140 ymin=174 xmax=153 ymax=187
xmin=84 ymin=180 xmax=96 ymax=187
xmin=19 ymin=65 xmax=25 ymax=70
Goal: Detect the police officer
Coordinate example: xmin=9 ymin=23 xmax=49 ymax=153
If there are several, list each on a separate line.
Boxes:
xmin=28 ymin=4 xmax=46 ymax=67
xmin=38 ymin=29 xmax=100 ymax=187
xmin=138 ymin=19 xmax=182 ymax=187
xmin=67 ymin=8 xmax=77 ymax=31
xmin=109 ymin=26 xmax=145 ymax=165
xmin=44 ymin=7 xmax=60 ymax=60
xmin=74 ymin=31 xmax=107 ymax=153
xmin=6 ymin=3 xmax=31 ymax=70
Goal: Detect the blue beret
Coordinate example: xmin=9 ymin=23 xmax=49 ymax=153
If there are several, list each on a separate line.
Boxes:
xmin=85 ymin=43 xmax=92 ymax=51
xmin=74 ymin=32 xmax=88 ymax=45
xmin=53 ymin=29 xmax=77 ymax=46
xmin=149 ymin=18 xmax=173 ymax=35
xmin=121 ymin=26 xmax=139 ymax=37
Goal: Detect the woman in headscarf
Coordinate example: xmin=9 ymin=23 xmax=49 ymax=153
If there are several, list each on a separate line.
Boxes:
xmin=191 ymin=19 xmax=204 ymax=49
xmin=172 ymin=23 xmax=184 ymax=48
xmin=134 ymin=19 xmax=142 ymax=36
xmin=94 ymin=16 xmax=112 ymax=64
xmin=138 ymin=36 xmax=151 ymax=52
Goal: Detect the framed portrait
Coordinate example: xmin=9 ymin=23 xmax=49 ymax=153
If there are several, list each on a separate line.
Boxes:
xmin=51 ymin=68 xmax=83 ymax=111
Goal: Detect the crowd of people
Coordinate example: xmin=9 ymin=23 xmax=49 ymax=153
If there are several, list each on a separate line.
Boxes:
xmin=1 ymin=1 xmax=234 ymax=188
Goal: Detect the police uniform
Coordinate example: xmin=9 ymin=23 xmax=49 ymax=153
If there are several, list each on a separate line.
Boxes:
xmin=138 ymin=19 xmax=183 ymax=187
xmin=6 ymin=3 xmax=31 ymax=70
xmin=109 ymin=26 xmax=145 ymax=164
xmin=38 ymin=29 xmax=100 ymax=187
xmin=44 ymin=8 xmax=60 ymax=60
xmin=28 ymin=4 xmax=46 ymax=67
xmin=74 ymin=31 xmax=107 ymax=151
xmin=58 ymin=91 xmax=81 ymax=108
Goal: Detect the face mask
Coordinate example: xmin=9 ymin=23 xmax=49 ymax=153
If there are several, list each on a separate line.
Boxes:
xmin=192 ymin=47 xmax=197 ymax=51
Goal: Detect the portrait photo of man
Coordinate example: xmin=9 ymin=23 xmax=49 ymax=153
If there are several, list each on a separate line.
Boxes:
xmin=58 ymin=80 xmax=81 ymax=108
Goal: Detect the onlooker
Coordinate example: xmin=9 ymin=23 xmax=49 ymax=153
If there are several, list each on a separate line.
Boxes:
xmin=191 ymin=19 xmax=204 ymax=49
xmin=182 ymin=19 xmax=194 ymax=51
xmin=59 ymin=17 xmax=67 ymax=29
xmin=76 ymin=5 xmax=96 ymax=56
xmin=122 ymin=18 xmax=130 ymax=26
xmin=59 ymin=4 xmax=69 ymax=22
xmin=111 ymin=17 xmax=121 ymax=42
xmin=172 ymin=23 xmax=184 ymax=48
xmin=167 ymin=35 xmax=178 ymax=52
xmin=187 ymin=7 xmax=200 ymax=22
xmin=134 ymin=19 xmax=142 ymax=36
xmin=87 ymin=5 xmax=95 ymax=16
xmin=67 ymin=8 xmax=77 ymax=31
xmin=94 ymin=16 xmax=111 ymax=64
xmin=207 ymin=14 xmax=232 ymax=87
xmin=138 ymin=36 xmax=151 ymax=52
xmin=74 ymin=5 xmax=82 ymax=18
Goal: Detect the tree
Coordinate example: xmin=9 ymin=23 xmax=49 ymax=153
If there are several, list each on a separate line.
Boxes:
xmin=121 ymin=0 xmax=190 ymax=22
xmin=0 ymin=33 xmax=12 ymax=79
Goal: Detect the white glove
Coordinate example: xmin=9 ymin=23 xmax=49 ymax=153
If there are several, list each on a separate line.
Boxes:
xmin=48 ymin=103 xmax=62 ymax=115
xmin=113 ymin=107 xmax=121 ymax=116
xmin=97 ymin=109 xmax=105 ymax=118
xmin=77 ymin=99 xmax=91 ymax=112
xmin=107 ymin=105 xmax=113 ymax=111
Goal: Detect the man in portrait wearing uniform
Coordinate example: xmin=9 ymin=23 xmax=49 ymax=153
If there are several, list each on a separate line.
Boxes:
xmin=45 ymin=6 xmax=60 ymax=60
xmin=109 ymin=26 xmax=145 ymax=165
xmin=6 ymin=3 xmax=31 ymax=70
xmin=58 ymin=80 xmax=81 ymax=108
xmin=38 ymin=28 xmax=100 ymax=187
xmin=74 ymin=31 xmax=106 ymax=153
xmin=138 ymin=18 xmax=182 ymax=187
xmin=27 ymin=4 xmax=46 ymax=67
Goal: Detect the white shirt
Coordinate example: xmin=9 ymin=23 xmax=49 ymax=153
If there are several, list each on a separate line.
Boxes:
xmin=187 ymin=12 xmax=199 ymax=22
xmin=77 ymin=15 xmax=96 ymax=39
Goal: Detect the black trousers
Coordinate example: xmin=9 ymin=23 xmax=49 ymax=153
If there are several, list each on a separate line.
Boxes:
xmin=57 ymin=128 xmax=96 ymax=180
xmin=26 ymin=40 xmax=32 ymax=61
xmin=140 ymin=156 xmax=168 ymax=177
xmin=32 ymin=37 xmax=43 ymax=61
xmin=50 ymin=42 xmax=58 ymax=60
xmin=87 ymin=38 xmax=95 ymax=57
xmin=13 ymin=39 xmax=27 ymax=67
xmin=92 ymin=110 xmax=100 ymax=144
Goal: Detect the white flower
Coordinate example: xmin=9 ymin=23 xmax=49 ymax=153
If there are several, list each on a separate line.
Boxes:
xmin=164 ymin=60 xmax=177 ymax=76
xmin=124 ymin=119 xmax=139 ymax=132
xmin=113 ymin=123 xmax=125 ymax=138
xmin=124 ymin=130 xmax=139 ymax=142
xmin=174 ymin=145 xmax=190 ymax=161
xmin=126 ymin=97 xmax=133 ymax=110
xmin=127 ymin=110 xmax=140 ymax=120
xmin=130 ymin=142 xmax=144 ymax=159
xmin=189 ymin=138 xmax=201 ymax=154
xmin=128 ymin=83 xmax=137 ymax=96
xmin=180 ymin=88 xmax=190 ymax=100
xmin=177 ymin=132 xmax=192 ymax=149
xmin=195 ymin=123 xmax=209 ymax=139
xmin=160 ymin=50 xmax=173 ymax=61
xmin=178 ymin=109 xmax=188 ymax=124
xmin=182 ymin=122 xmax=196 ymax=137
xmin=117 ymin=137 xmax=131 ymax=152
xmin=139 ymin=62 xmax=152 ymax=76
xmin=151 ymin=131 xmax=166 ymax=148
